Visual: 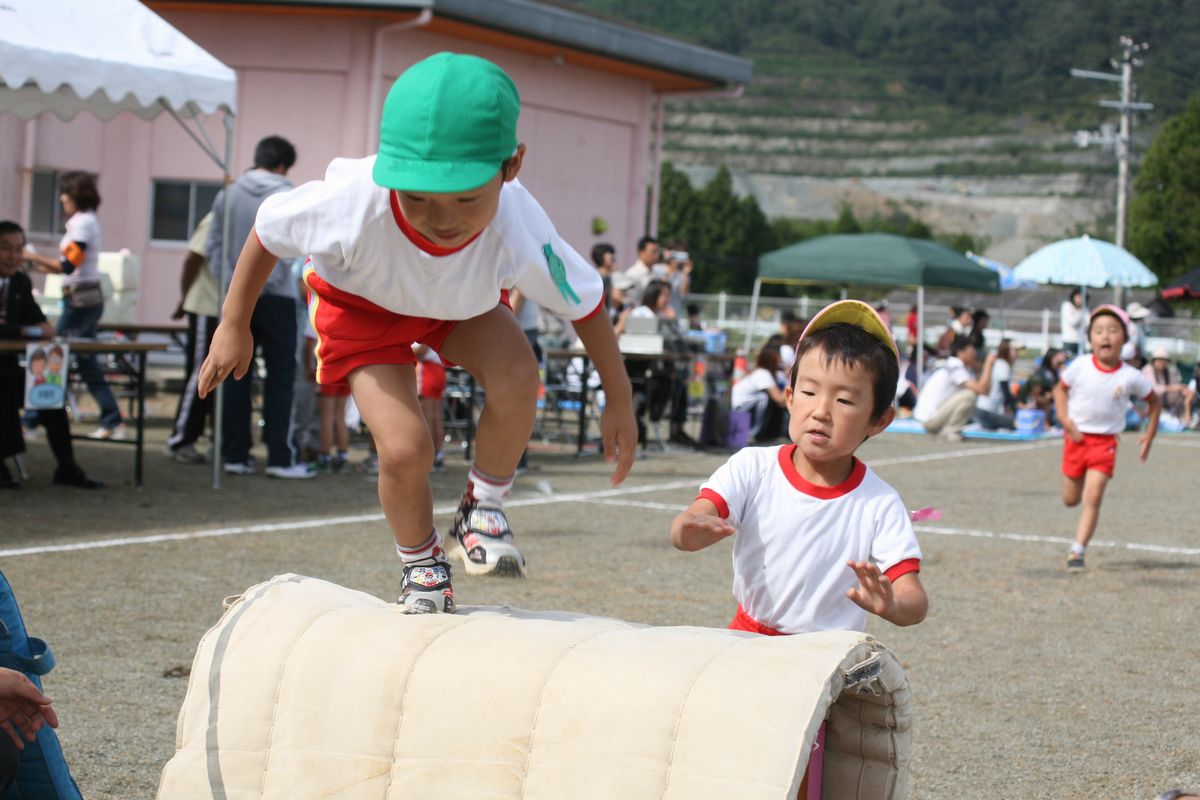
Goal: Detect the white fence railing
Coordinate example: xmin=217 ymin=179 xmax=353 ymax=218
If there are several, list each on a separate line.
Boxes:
xmin=689 ymin=292 xmax=1200 ymax=362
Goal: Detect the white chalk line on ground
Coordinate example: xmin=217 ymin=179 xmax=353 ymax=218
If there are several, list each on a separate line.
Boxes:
xmin=580 ymin=499 xmax=1200 ymax=557
xmin=0 ymin=440 xmax=1065 ymax=560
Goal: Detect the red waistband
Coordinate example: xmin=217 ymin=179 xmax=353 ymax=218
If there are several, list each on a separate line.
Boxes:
xmin=729 ymin=605 xmax=783 ymax=636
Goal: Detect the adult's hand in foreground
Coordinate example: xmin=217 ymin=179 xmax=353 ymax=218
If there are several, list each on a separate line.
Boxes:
xmin=0 ymin=667 xmax=57 ymax=749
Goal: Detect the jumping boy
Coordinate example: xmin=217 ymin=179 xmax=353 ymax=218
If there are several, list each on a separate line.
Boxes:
xmin=199 ymin=53 xmax=637 ymax=613
xmin=671 ymin=300 xmax=928 ymax=635
xmin=1053 ymin=304 xmax=1159 ymax=571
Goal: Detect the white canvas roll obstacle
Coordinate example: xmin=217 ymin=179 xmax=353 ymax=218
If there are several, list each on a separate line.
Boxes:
xmin=157 ymin=575 xmax=912 ymax=799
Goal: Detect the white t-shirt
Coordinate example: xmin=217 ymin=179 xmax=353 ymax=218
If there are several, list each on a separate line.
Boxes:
xmin=254 ymin=156 xmax=604 ymax=323
xmin=699 ymin=444 xmax=922 ymax=634
xmin=976 ymin=358 xmax=1011 ymax=414
xmin=60 ymin=210 xmax=100 ymax=289
xmin=913 ymin=357 xmax=972 ymax=423
xmin=622 ymin=261 xmax=652 ymax=307
xmin=1060 ymin=355 xmax=1153 ymax=434
xmin=730 ymin=367 xmax=777 ymax=410
xmin=1060 ymin=300 xmax=1085 ymax=345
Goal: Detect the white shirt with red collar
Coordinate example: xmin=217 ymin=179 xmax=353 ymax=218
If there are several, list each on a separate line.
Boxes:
xmin=699 ymin=444 xmax=921 ymax=634
xmin=253 ymin=156 xmax=604 ymax=323
xmin=1060 ymin=355 xmax=1153 ymax=434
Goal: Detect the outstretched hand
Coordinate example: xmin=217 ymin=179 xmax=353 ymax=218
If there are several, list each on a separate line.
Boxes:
xmin=1139 ymin=432 xmax=1154 ymax=461
xmin=600 ymin=401 xmax=638 ymax=486
xmin=0 ymin=668 xmax=58 ymax=749
xmin=670 ymin=510 xmax=735 ymax=551
xmin=845 ymin=560 xmax=896 ymax=618
xmin=196 ymin=321 xmax=254 ymax=399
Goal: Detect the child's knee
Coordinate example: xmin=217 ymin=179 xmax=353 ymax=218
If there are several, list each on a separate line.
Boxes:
xmin=488 ymin=353 xmax=539 ymax=402
xmin=1062 ymin=493 xmax=1081 ymax=508
xmin=376 ymin=434 xmax=433 ymax=475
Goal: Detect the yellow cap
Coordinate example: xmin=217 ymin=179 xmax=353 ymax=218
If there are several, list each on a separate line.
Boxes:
xmin=799 ymin=300 xmax=899 ymax=360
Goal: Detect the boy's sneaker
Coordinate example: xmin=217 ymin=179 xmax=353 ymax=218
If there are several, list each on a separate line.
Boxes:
xmin=449 ymin=496 xmax=526 ymax=577
xmin=223 ymin=456 xmax=258 ymax=475
xmin=399 ymin=557 xmax=455 ymax=614
xmin=266 ymin=463 xmax=317 ymax=480
xmin=1066 ymin=553 xmax=1086 ymax=572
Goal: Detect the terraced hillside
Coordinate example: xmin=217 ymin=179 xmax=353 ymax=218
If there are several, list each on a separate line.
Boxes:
xmin=565 ymin=1 xmax=1196 ymax=263
xmin=661 ymin=53 xmax=1139 ymax=264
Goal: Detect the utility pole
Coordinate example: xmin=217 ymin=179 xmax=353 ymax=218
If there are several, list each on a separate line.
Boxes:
xmin=1071 ymin=36 xmax=1152 ymax=251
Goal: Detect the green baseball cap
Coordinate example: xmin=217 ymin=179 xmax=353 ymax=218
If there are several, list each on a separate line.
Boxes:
xmin=373 ymin=52 xmax=520 ymax=193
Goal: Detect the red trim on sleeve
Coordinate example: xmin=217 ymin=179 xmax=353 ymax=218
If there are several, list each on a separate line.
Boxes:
xmin=1091 ymin=354 xmax=1121 ymax=374
xmin=576 ymin=295 xmax=608 ymax=323
xmin=390 ymin=191 xmax=481 ymax=256
xmin=252 ymin=227 xmax=278 ymax=259
xmin=884 ymin=558 xmax=921 ymax=582
xmin=499 ymin=288 xmax=511 ymax=309
xmin=777 ymin=445 xmax=866 ymax=499
xmin=697 ymin=488 xmax=729 ymax=519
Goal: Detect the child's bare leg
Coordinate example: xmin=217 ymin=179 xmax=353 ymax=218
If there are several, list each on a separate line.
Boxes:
xmin=440 ymin=306 xmax=538 ymax=476
xmin=439 ymin=306 xmax=537 ymax=576
xmin=1072 ymin=469 xmax=1110 ymax=550
xmin=1061 ymin=475 xmax=1084 ymax=507
xmin=348 ymin=363 xmax=434 ymax=549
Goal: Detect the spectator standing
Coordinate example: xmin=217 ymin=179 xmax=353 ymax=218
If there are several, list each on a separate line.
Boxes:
xmin=778 ymin=310 xmax=805 ymax=373
xmin=967 ymin=308 xmax=989 ymax=354
xmin=24 ymin=172 xmax=126 ymax=439
xmin=165 ymin=211 xmax=218 ymax=463
xmin=657 ymin=241 xmax=692 ymax=320
xmin=622 ymin=236 xmax=659 ymax=308
xmin=913 ymin=340 xmax=998 ymax=441
xmin=905 ymin=304 xmax=918 ymax=351
xmin=0 ymin=220 xmax=102 ymax=488
xmin=1124 ymin=301 xmax=1151 ymax=365
xmin=207 ymin=135 xmax=314 ymax=479
xmin=1060 ymin=288 xmax=1086 ymax=355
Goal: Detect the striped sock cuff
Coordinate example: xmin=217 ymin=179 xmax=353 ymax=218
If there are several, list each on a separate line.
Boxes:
xmin=468 ymin=466 xmax=514 ymax=505
xmin=395 ymin=530 xmax=443 ymax=564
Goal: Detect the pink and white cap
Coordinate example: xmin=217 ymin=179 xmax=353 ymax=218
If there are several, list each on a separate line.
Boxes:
xmin=1088 ymin=303 xmax=1131 ymax=337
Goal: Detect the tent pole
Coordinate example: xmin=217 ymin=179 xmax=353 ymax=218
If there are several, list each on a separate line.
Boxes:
xmin=213 ymin=111 xmax=234 ymax=490
xmin=744 ymin=278 xmax=762 ymax=354
xmin=916 ymin=286 xmax=925 ymax=390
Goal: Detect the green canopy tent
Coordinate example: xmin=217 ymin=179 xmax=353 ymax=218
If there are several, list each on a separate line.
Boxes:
xmin=748 ymin=233 xmax=1001 ymax=387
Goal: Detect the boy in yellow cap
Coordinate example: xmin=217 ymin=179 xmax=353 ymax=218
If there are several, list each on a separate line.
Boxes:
xmin=199 ymin=53 xmax=637 ymax=613
xmin=671 ymin=299 xmax=928 ymax=635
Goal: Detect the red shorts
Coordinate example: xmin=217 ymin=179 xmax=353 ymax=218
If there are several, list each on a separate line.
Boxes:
xmin=728 ymin=605 xmax=783 ymax=636
xmin=1062 ymin=432 xmax=1118 ymax=479
xmin=416 ymin=360 xmax=446 ymax=400
xmin=302 ymin=266 xmax=474 ymax=386
xmin=316 ymin=381 xmax=351 ymax=398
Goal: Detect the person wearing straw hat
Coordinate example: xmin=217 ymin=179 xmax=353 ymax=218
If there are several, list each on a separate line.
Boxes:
xmin=198 ymin=53 xmax=637 ymax=613
xmin=1053 ymin=304 xmax=1160 ymax=571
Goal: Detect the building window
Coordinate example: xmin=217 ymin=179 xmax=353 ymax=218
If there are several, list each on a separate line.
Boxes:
xmin=29 ymin=169 xmax=66 ymax=235
xmin=151 ymin=179 xmax=221 ymax=241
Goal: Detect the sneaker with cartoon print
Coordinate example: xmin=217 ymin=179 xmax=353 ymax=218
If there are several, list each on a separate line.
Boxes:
xmin=399 ymin=556 xmax=455 ymax=614
xmin=449 ymin=491 xmax=526 ymax=578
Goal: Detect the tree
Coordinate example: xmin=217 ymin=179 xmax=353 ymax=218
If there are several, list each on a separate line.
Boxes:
xmin=1129 ymin=93 xmax=1200 ymax=283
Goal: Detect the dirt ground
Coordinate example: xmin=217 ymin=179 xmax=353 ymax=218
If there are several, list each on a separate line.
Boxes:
xmin=2 ymin=408 xmax=1198 ymax=799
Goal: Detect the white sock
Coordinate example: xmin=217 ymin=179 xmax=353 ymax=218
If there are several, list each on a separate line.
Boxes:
xmin=395 ymin=529 xmax=444 ymax=564
xmin=1070 ymin=543 xmax=1086 ymax=556
xmin=466 ymin=466 xmax=513 ymax=506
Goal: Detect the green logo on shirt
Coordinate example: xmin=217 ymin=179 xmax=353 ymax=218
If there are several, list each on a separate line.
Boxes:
xmin=542 ymin=243 xmax=580 ymax=305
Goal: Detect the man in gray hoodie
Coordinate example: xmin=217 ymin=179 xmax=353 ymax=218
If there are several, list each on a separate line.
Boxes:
xmin=206 ymin=135 xmax=314 ymax=478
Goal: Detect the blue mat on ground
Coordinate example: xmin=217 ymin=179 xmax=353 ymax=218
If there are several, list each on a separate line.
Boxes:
xmin=885 ymin=417 xmax=1059 ymax=441
xmin=962 ymin=428 xmax=1059 ymax=441
xmin=885 ymin=418 xmax=926 ymax=435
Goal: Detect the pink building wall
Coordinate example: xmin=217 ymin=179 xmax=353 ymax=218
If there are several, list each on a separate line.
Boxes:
xmin=0 ymin=8 xmax=654 ymax=324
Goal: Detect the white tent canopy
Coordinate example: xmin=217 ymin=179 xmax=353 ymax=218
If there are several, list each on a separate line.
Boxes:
xmin=1 ymin=0 xmax=238 ymax=488
xmin=0 ymin=0 xmax=236 ymax=122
